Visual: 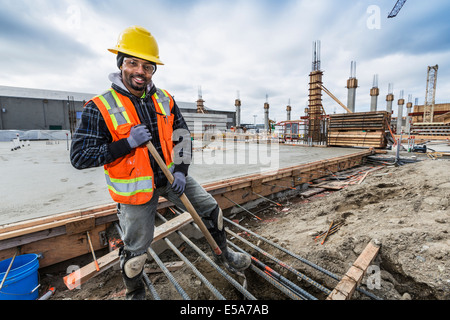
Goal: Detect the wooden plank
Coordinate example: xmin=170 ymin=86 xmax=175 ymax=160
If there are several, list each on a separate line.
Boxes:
xmin=145 ymin=261 xmax=184 ymax=274
xmin=0 ymin=224 xmax=110 ymax=268
xmin=299 ymin=187 xmax=325 ymax=198
xmin=63 ymin=212 xmax=193 ymax=290
xmin=327 ymin=240 xmax=380 ymax=300
xmin=0 ymin=209 xmax=116 ymax=241
xmin=66 ymin=217 xmax=95 ymax=235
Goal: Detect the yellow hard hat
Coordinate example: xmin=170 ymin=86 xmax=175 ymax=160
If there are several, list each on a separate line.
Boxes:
xmin=108 ymin=26 xmax=164 ymax=65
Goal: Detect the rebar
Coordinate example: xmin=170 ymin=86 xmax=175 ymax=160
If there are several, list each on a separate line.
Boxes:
xmin=252 ymin=192 xmax=282 ymax=207
xmin=174 ymin=226 xmax=256 ymax=300
xmin=156 ymin=213 xmax=226 ymax=300
xmin=222 ymin=194 xmax=262 ymax=220
xmin=224 ymin=217 xmax=382 ymax=300
xmin=162 ymin=209 xmax=256 ymax=300
xmin=148 ymin=246 xmax=190 ymax=300
xmin=247 ymin=263 xmax=304 ymax=300
xmin=226 ymin=228 xmax=331 ymax=296
xmin=228 ymin=241 xmax=316 ymax=300
xmin=143 ymin=273 xmax=161 ymax=300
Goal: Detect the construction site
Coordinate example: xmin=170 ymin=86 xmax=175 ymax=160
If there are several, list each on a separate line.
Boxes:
xmin=0 ymin=2 xmax=449 ymax=306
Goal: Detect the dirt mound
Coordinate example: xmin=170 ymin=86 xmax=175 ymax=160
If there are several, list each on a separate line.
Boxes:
xmin=258 ymin=159 xmax=450 ymax=300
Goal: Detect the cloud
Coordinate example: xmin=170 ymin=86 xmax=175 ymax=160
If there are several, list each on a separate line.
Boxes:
xmin=0 ymin=0 xmax=449 ymax=123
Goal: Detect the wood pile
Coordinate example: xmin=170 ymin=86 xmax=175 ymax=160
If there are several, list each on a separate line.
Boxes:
xmin=410 ymin=122 xmax=450 ymax=136
xmin=328 ymin=111 xmax=391 ymax=148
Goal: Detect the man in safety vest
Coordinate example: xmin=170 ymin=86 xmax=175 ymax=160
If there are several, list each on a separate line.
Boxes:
xmin=70 ymin=26 xmax=250 ymax=300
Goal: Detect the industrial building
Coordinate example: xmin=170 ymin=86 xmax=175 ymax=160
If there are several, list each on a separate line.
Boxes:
xmin=0 ymin=85 xmax=236 ymax=137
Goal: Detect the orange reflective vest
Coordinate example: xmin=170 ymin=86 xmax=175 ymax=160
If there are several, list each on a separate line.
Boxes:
xmin=90 ymin=87 xmax=175 ymax=205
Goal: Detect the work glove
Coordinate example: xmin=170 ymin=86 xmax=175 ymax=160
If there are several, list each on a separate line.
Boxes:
xmin=171 ymin=171 xmax=186 ymax=195
xmin=127 ymin=124 xmax=152 ymax=149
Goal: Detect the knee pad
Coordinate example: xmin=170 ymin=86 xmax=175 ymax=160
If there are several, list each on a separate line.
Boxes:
xmin=120 ymin=249 xmax=147 ymax=279
xmin=201 ymin=205 xmax=223 ymax=232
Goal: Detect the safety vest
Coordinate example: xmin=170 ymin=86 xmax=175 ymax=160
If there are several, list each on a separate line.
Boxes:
xmin=90 ymin=87 xmax=175 ymax=205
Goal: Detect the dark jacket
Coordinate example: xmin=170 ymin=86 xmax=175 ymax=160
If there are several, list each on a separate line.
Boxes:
xmin=70 ymin=78 xmax=191 ymax=188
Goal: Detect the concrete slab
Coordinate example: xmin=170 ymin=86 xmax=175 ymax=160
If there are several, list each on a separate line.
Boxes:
xmin=0 ymin=140 xmax=361 ymax=225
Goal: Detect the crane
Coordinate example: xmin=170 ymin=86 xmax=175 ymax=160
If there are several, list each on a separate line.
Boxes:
xmin=388 ymin=0 xmax=407 ymax=18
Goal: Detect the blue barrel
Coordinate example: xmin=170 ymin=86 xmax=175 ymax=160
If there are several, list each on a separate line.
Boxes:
xmin=0 ymin=254 xmax=40 ymax=300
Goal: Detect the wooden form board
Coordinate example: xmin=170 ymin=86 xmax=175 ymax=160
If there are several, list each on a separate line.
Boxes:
xmin=327 ymin=240 xmax=380 ymax=300
xmin=63 ymin=211 xmax=193 ymax=290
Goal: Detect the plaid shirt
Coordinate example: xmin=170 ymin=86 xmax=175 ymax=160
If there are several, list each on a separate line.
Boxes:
xmin=70 ymin=83 xmax=191 ymax=188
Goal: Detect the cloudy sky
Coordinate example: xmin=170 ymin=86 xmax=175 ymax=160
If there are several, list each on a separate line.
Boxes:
xmin=0 ymin=0 xmax=449 ymax=124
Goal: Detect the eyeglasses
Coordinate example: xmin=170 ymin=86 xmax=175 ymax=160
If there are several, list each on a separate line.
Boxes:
xmin=123 ymin=58 xmax=155 ymax=74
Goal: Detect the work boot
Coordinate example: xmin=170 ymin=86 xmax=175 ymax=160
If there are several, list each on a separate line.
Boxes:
xmin=119 ymin=248 xmax=147 ymax=300
xmin=122 ymin=272 xmax=146 ymax=300
xmin=203 ymin=206 xmax=251 ymax=272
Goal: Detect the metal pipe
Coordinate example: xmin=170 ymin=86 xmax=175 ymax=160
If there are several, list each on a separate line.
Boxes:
xmin=148 ymin=246 xmax=190 ymax=300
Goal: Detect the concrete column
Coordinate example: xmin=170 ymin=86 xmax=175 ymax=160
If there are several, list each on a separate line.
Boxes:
xmin=397 ymin=98 xmax=405 ymax=134
xmin=386 ymin=93 xmax=394 ymax=114
xmin=235 ymin=98 xmax=241 ymax=127
xmin=406 ymin=102 xmax=412 ymax=135
xmin=370 ymin=87 xmax=379 ymax=112
xmin=346 ymin=78 xmax=358 ymax=113
xmin=346 ymin=61 xmax=357 ymax=113
xmin=264 ymin=102 xmax=269 ymax=132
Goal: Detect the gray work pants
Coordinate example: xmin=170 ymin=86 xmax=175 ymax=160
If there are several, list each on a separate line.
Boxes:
xmin=117 ymin=175 xmax=218 ymax=256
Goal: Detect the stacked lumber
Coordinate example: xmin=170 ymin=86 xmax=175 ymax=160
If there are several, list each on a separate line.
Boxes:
xmin=410 ymin=122 xmax=450 ymax=136
xmin=328 ymin=111 xmax=390 ymax=148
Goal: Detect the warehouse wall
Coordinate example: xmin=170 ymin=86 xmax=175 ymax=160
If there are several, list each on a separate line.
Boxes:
xmin=0 ymin=96 xmax=85 ymax=130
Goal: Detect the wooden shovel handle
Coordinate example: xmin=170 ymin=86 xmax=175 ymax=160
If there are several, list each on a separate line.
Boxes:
xmin=146 ymin=142 xmax=222 ymax=256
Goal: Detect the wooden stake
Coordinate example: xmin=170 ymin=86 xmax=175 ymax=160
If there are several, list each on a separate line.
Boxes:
xmin=0 ymin=249 xmax=18 ymax=290
xmin=321 ymin=220 xmax=334 ymax=245
xmin=86 ymin=231 xmax=99 ymax=271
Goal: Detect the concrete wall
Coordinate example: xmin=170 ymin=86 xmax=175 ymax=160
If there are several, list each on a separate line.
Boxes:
xmin=0 ymin=96 xmax=85 ymax=130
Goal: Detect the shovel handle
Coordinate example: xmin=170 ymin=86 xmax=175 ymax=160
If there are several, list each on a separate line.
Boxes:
xmin=145 ymin=142 xmax=222 ymax=256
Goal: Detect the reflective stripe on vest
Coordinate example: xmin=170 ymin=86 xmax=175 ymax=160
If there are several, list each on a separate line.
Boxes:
xmin=154 ymin=89 xmax=171 ymax=117
xmin=104 ymin=170 xmax=153 ymax=196
xmin=96 ymin=89 xmax=132 ymax=130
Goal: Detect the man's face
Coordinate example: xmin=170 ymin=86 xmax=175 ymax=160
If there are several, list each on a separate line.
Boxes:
xmin=121 ymin=57 xmax=155 ymax=97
